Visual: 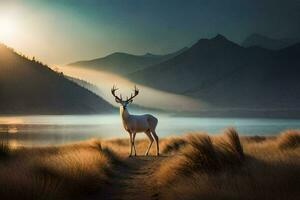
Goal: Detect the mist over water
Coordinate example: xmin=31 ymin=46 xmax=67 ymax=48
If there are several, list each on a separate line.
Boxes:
xmin=2 ymin=67 xmax=300 ymax=147
xmin=60 ymin=66 xmax=203 ymax=112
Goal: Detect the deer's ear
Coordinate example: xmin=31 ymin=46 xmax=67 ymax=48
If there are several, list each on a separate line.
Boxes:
xmin=115 ymin=98 xmax=120 ymax=103
xmin=128 ymin=99 xmax=133 ymax=104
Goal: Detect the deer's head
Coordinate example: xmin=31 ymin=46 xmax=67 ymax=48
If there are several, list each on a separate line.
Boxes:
xmin=111 ymin=85 xmax=139 ymax=109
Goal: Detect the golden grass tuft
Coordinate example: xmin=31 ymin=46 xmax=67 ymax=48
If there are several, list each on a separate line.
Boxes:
xmin=181 ymin=134 xmax=220 ymax=173
xmin=177 ymin=128 xmax=244 ymax=174
xmin=217 ymin=127 xmax=245 ymax=165
xmin=0 ymin=140 xmax=10 ymax=159
xmin=161 ymin=137 xmax=187 ymax=154
xmin=278 ymin=129 xmax=300 ymax=149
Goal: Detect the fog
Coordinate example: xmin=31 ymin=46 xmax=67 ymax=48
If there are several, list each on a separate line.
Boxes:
xmin=60 ymin=66 xmax=204 ymax=112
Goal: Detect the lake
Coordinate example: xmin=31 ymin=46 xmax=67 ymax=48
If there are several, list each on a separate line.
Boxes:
xmin=1 ymin=114 xmax=300 ymax=147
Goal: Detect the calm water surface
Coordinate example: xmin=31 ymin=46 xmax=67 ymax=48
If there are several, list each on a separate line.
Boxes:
xmin=0 ymin=114 xmax=300 ymax=146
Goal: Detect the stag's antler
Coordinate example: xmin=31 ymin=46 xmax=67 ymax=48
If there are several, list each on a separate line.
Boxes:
xmin=111 ymin=85 xmax=123 ymax=102
xmin=126 ymin=85 xmax=139 ymax=102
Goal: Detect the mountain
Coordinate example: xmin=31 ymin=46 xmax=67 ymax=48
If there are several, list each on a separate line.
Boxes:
xmin=130 ymin=34 xmax=300 ymax=117
xmin=67 ymin=47 xmax=188 ymax=75
xmin=242 ymin=33 xmax=298 ymax=50
xmin=0 ymin=44 xmax=113 ymax=114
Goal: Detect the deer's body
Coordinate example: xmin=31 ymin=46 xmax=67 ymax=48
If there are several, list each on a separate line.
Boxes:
xmin=112 ymin=86 xmax=160 ymax=156
xmin=120 ymin=107 xmax=157 ymax=133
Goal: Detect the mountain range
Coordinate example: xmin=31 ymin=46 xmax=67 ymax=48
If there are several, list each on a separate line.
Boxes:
xmin=68 ymin=47 xmax=188 ymax=75
xmin=2 ymin=32 xmax=300 ymax=116
xmin=129 ymin=34 xmax=300 ymax=117
xmin=0 ymin=44 xmax=113 ymax=114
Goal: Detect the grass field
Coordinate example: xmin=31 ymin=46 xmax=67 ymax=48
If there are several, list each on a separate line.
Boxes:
xmin=0 ymin=128 xmax=299 ymax=200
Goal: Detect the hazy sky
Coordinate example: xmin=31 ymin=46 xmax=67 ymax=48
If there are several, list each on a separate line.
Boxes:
xmin=0 ymin=0 xmax=299 ymax=65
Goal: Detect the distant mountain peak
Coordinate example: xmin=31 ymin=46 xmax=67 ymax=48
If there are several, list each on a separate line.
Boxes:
xmin=143 ymin=53 xmax=160 ymax=58
xmin=192 ymin=34 xmax=237 ymax=50
xmin=67 ymin=47 xmax=188 ymax=75
xmin=212 ymin=34 xmax=228 ymax=41
xmin=145 ymin=53 xmax=154 ymax=56
xmin=109 ymin=52 xmax=131 ymax=57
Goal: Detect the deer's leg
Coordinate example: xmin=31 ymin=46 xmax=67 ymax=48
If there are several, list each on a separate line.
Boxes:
xmin=151 ymin=130 xmax=160 ymax=156
xmin=144 ymin=130 xmax=154 ymax=156
xmin=129 ymin=132 xmax=133 ymax=157
xmin=132 ymin=132 xmax=137 ymax=156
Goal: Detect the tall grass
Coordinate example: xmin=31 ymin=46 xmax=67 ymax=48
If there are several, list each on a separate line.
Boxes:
xmin=278 ymin=130 xmax=300 ymax=149
xmin=0 ymin=140 xmax=122 ymax=200
xmin=161 ymin=137 xmax=187 ymax=154
xmin=178 ymin=128 xmax=244 ymax=174
xmin=223 ymin=127 xmax=244 ymax=159
xmin=0 ymin=130 xmax=299 ymax=200
xmin=217 ymin=127 xmax=244 ymax=166
xmin=181 ymin=134 xmax=220 ymax=173
xmin=152 ymin=128 xmax=300 ymax=200
xmin=0 ymin=140 xmax=10 ymax=159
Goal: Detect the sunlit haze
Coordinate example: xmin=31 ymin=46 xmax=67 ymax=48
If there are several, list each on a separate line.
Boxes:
xmin=61 ymin=66 xmax=203 ymax=112
xmin=0 ymin=15 xmax=17 ymax=42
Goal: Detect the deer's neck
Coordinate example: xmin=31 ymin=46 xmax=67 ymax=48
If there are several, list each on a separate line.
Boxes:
xmin=120 ymin=107 xmax=131 ymax=131
xmin=120 ymin=106 xmax=130 ymax=121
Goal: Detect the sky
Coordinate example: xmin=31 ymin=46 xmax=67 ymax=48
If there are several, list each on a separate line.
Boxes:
xmin=0 ymin=0 xmax=299 ymax=65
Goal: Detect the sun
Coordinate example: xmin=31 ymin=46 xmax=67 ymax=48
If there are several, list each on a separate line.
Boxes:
xmin=0 ymin=17 xmax=17 ymax=42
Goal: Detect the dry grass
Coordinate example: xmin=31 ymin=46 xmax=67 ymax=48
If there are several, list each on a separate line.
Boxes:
xmin=0 ymin=129 xmax=299 ymax=200
xmin=0 ymin=139 xmax=121 ymax=200
xmin=222 ymin=127 xmax=244 ymax=160
xmin=176 ymin=128 xmax=245 ymax=175
xmin=161 ymin=136 xmax=187 ymax=154
xmin=278 ymin=129 xmax=300 ymax=149
xmin=151 ymin=128 xmax=300 ymax=200
xmin=181 ymin=134 xmax=220 ymax=173
xmin=0 ymin=140 xmax=10 ymax=159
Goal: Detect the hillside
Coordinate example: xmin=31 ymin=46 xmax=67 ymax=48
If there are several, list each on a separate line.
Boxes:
xmin=67 ymin=48 xmax=188 ymax=75
xmin=130 ymin=35 xmax=300 ymax=117
xmin=65 ymin=75 xmax=104 ymax=97
xmin=0 ymin=44 xmax=113 ymax=114
xmin=242 ymin=33 xmax=298 ymax=50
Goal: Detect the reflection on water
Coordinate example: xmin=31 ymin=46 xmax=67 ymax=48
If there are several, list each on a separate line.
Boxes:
xmin=1 ymin=115 xmax=300 ymax=146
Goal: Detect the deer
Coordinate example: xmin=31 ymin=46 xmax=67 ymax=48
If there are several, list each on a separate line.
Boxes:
xmin=111 ymin=85 xmax=159 ymax=156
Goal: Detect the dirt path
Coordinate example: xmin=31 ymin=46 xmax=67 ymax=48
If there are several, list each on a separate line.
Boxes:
xmin=109 ymin=156 xmax=166 ymax=200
